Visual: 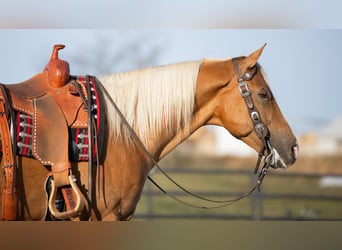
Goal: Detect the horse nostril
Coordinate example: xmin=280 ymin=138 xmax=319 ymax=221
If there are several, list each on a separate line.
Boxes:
xmin=292 ymin=143 xmax=299 ymax=160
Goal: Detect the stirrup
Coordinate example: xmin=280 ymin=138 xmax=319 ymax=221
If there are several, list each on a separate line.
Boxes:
xmin=48 ymin=174 xmax=85 ymax=219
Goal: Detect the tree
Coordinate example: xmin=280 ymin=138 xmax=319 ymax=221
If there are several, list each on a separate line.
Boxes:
xmin=69 ymin=31 xmax=162 ymax=76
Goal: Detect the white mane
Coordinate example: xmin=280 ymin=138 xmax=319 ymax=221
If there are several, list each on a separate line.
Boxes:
xmin=98 ymin=61 xmax=201 ymax=147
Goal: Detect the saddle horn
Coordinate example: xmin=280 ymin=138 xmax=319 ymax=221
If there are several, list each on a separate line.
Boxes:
xmin=44 ymin=44 xmax=70 ymax=88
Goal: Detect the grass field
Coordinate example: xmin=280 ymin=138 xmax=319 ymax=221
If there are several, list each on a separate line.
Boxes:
xmin=133 ymin=154 xmax=342 ymax=220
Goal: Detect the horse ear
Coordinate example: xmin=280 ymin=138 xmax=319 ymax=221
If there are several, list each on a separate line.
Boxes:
xmin=244 ymin=43 xmax=267 ymax=68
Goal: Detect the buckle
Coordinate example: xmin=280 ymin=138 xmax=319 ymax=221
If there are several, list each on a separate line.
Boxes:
xmin=254 ymin=123 xmax=268 ymax=138
xmin=250 ymin=111 xmax=260 ymax=123
xmin=238 ymin=81 xmax=250 ymax=98
xmin=2 ymin=164 xmax=14 ymax=174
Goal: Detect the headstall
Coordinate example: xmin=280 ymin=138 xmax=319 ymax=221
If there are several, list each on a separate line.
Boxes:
xmin=232 ymin=57 xmax=277 ymax=188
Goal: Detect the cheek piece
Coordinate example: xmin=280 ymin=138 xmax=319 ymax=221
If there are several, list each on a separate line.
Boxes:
xmin=232 ymin=58 xmax=283 ymax=191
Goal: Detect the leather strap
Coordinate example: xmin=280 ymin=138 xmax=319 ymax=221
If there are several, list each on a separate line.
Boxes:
xmin=232 ymin=58 xmax=270 ymax=142
xmin=86 ymin=75 xmax=94 ymax=220
xmin=61 ymin=186 xmax=77 ymax=210
xmin=70 ymin=76 xmax=99 ymax=220
xmin=231 ymin=58 xmax=276 ymax=188
xmin=0 ymin=85 xmax=17 ymax=220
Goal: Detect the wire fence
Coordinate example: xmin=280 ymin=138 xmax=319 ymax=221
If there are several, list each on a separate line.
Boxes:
xmin=134 ymin=168 xmax=342 ymax=221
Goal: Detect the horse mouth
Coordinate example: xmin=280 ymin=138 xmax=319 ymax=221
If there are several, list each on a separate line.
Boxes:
xmin=270 ymin=142 xmax=298 ymax=169
xmin=273 ymin=149 xmax=288 ymax=169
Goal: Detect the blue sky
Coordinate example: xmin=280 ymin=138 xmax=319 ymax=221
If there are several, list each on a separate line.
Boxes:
xmin=0 ymin=29 xmax=340 ymax=135
xmin=0 ymin=1 xmax=341 ymax=155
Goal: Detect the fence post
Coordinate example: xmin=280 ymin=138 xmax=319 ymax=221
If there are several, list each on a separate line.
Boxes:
xmin=249 ymin=172 xmax=254 ymax=219
xmin=257 ymin=185 xmax=264 ymax=220
xmin=249 ymin=172 xmax=265 ymax=220
xmin=146 ymin=175 xmax=154 ymax=220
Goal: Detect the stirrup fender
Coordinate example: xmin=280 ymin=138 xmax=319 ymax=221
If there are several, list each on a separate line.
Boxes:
xmin=48 ymin=174 xmax=85 ymax=219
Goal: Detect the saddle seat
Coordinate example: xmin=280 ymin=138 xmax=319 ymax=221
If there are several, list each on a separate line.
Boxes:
xmin=5 ymin=71 xmax=87 ymax=128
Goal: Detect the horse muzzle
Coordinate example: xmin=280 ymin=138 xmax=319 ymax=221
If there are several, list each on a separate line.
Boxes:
xmin=273 ymin=142 xmax=299 ymax=169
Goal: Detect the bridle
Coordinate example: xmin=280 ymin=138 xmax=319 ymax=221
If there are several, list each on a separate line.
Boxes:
xmin=231 ymin=57 xmax=277 ymax=189
xmin=98 ymin=57 xmax=278 ymax=209
xmin=231 ymin=58 xmax=275 ymax=164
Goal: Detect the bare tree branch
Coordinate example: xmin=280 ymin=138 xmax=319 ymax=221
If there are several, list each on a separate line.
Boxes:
xmin=69 ymin=31 xmax=162 ymax=76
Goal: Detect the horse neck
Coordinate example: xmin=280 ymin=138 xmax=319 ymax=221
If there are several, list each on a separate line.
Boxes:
xmin=100 ymin=61 xmax=203 ymax=164
xmin=157 ymin=59 xmax=234 ymax=160
xmin=155 ymin=110 xmax=208 ymax=161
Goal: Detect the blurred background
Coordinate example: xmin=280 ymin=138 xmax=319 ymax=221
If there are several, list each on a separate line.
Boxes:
xmin=0 ymin=29 xmax=341 ymax=220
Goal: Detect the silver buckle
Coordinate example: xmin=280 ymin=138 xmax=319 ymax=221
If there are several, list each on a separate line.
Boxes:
xmin=238 ymin=81 xmax=250 ymax=97
xmin=255 ymin=123 xmax=268 ymax=138
xmin=250 ymin=111 xmax=260 ymax=123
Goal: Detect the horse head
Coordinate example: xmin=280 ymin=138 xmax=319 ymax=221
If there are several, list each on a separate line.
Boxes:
xmin=197 ymin=45 xmax=298 ymax=168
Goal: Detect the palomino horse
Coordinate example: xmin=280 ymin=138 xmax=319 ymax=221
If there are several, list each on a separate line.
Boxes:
xmin=0 ymin=45 xmax=298 ymax=220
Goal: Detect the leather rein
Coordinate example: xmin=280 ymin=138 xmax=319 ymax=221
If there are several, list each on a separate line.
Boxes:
xmin=98 ymin=58 xmax=277 ymax=209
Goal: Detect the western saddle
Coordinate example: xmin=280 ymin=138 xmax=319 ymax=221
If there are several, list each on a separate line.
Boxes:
xmin=0 ymin=44 xmax=101 ymax=220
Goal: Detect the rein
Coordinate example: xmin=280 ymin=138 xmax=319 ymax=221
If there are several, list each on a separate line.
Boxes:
xmin=98 ymin=58 xmax=277 ymax=209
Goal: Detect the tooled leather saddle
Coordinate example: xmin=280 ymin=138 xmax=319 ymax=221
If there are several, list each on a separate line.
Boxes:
xmin=0 ymin=44 xmax=105 ymax=220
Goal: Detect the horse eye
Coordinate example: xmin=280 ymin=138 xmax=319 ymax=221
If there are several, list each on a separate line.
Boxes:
xmin=258 ymin=91 xmax=269 ymax=100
